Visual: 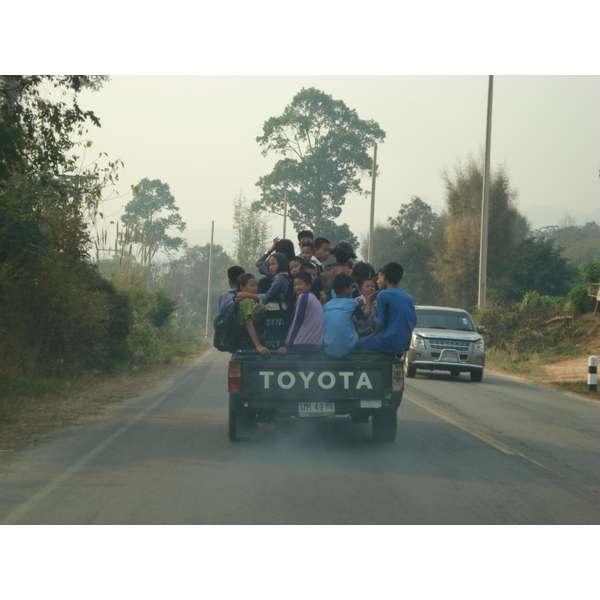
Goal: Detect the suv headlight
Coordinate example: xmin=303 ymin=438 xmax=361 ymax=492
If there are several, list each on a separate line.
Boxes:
xmin=413 ymin=334 xmax=426 ymax=350
xmin=473 ymin=338 xmax=484 ymax=354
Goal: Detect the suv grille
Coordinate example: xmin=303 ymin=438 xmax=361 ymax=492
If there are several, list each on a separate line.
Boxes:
xmin=427 ymin=339 xmax=472 ymax=352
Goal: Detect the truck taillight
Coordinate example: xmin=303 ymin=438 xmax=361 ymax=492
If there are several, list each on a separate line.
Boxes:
xmin=392 ymin=362 xmax=404 ymax=391
xmin=228 ymin=362 xmax=241 ymax=392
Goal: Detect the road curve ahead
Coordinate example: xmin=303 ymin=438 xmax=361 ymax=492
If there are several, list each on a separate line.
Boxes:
xmin=0 ymin=348 xmax=599 ymax=524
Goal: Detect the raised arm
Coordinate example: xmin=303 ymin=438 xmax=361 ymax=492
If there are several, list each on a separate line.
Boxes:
xmin=255 ymin=237 xmax=279 ymax=268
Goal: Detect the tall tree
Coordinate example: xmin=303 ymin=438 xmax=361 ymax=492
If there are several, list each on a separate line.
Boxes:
xmin=232 ymin=191 xmax=270 ymax=269
xmin=0 ymin=75 xmax=108 ymax=183
xmin=121 ymin=178 xmax=186 ymax=285
xmin=1 ymin=76 xmax=112 ymax=263
xmin=255 ymin=87 xmax=385 ymax=242
xmin=388 ymin=196 xmax=443 ymax=304
xmin=431 ymin=155 xmax=528 ymax=308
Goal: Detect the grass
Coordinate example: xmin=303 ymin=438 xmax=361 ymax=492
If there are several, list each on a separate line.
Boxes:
xmin=552 ymin=381 xmax=599 ymax=399
xmin=484 ymin=312 xmax=599 ymax=401
xmin=0 ymin=339 xmax=209 ymax=453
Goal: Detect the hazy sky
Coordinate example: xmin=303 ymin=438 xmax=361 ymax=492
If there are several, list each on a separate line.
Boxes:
xmin=78 ymin=75 xmax=599 ymax=257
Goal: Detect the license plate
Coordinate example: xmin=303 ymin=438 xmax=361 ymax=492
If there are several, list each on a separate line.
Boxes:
xmin=360 ymin=400 xmax=382 ymax=409
xmin=439 ymin=350 xmax=459 ymax=363
xmin=298 ymin=402 xmax=335 ymax=417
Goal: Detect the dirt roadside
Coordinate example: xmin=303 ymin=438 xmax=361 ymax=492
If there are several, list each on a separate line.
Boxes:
xmin=0 ymin=355 xmax=205 ymax=455
xmin=538 ymin=335 xmax=600 ymax=383
xmin=487 ymin=328 xmax=600 ymax=399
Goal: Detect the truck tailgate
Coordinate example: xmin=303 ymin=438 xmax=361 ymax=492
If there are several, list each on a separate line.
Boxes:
xmin=236 ymin=351 xmax=400 ymax=402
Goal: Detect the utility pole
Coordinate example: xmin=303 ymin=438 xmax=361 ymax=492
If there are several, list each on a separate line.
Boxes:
xmin=283 ymin=190 xmax=288 ymax=238
xmin=478 ymin=76 xmax=494 ymax=308
xmin=368 ymin=143 xmax=378 ymax=264
xmin=205 ymin=221 xmax=214 ymax=338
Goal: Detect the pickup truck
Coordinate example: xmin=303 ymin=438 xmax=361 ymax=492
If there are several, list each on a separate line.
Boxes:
xmin=227 ymin=350 xmax=404 ymax=442
xmin=404 ymin=305 xmax=485 ymax=382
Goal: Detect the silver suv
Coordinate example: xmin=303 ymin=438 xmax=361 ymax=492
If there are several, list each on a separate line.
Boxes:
xmin=404 ymin=306 xmax=485 ymax=382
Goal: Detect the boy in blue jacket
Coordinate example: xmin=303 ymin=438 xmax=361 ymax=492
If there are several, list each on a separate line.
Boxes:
xmin=356 ymin=262 xmax=416 ymax=354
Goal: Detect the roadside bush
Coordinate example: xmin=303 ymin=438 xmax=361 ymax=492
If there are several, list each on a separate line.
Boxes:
xmin=149 ymin=289 xmax=178 ymax=327
xmin=565 ymin=285 xmax=595 ymax=315
xmin=519 ymin=291 xmax=561 ymax=311
xmin=0 ymin=255 xmax=132 ymax=377
xmin=580 ymin=262 xmax=600 ymax=283
xmin=475 ymin=295 xmax=574 ymax=357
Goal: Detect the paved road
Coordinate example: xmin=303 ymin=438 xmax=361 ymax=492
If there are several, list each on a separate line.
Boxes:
xmin=0 ymin=348 xmax=599 ymax=524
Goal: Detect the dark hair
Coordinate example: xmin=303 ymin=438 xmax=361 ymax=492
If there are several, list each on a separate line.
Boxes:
xmin=227 ymin=265 xmax=245 ymax=283
xmin=380 ymin=262 xmax=404 ymax=284
xmin=274 ymin=239 xmax=295 ymax=261
xmin=269 ymin=252 xmax=289 ymax=274
xmin=257 ymin=277 xmax=272 ymax=294
xmin=301 ymin=241 xmax=314 ymax=250
xmin=289 ymin=257 xmax=302 ymax=266
xmin=293 ymin=272 xmax=313 ymax=286
xmin=297 ymin=230 xmax=313 ymax=241
xmin=320 ymin=271 xmax=333 ymax=282
xmin=236 ymin=273 xmax=256 ymax=291
xmin=331 ymin=241 xmax=357 ymax=263
xmin=332 ymin=273 xmax=353 ymax=294
xmin=313 ymin=237 xmax=331 ymax=250
xmin=299 ymin=262 xmax=316 ymax=273
xmin=352 ymin=261 xmax=375 ymax=284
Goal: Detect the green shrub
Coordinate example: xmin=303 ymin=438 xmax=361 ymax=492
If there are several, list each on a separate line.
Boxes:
xmin=580 ymin=262 xmax=600 ymax=283
xmin=519 ymin=291 xmax=560 ymax=311
xmin=149 ymin=289 xmax=178 ymax=328
xmin=0 ymin=255 xmax=132 ymax=376
xmin=565 ymin=285 xmax=595 ymax=314
xmin=475 ymin=298 xmax=578 ymax=358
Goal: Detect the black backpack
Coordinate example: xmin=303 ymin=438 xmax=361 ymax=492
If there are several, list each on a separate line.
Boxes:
xmin=213 ymin=300 xmax=245 ymax=353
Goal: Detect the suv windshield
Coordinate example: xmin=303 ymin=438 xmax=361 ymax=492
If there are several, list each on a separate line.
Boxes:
xmin=415 ymin=309 xmax=475 ymax=332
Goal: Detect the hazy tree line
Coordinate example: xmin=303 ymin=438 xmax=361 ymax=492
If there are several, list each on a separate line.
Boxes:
xmin=368 ymin=155 xmax=598 ymax=310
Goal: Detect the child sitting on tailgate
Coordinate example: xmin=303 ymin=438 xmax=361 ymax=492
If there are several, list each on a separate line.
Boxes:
xmin=356 ymin=262 xmax=416 ymax=354
xmin=278 ymin=272 xmax=324 ymax=354
xmin=237 ymin=252 xmax=292 ymax=350
xmin=323 ymin=273 xmax=375 ymax=359
xmin=236 ymin=273 xmax=269 ymax=355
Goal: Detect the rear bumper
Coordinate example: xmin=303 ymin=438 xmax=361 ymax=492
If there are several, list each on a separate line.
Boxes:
xmin=229 ymin=392 xmax=403 ymax=418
